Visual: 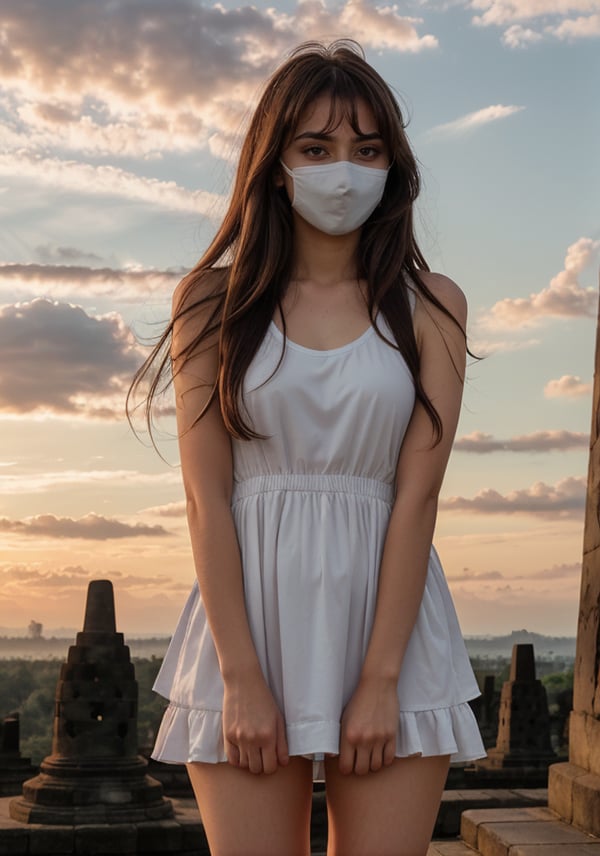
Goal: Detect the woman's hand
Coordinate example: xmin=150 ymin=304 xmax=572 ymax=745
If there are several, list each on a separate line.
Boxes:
xmin=339 ymin=675 xmax=399 ymax=775
xmin=222 ymin=672 xmax=290 ymax=775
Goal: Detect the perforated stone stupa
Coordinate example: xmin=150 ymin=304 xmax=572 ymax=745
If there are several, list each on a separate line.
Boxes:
xmin=9 ymin=579 xmax=173 ymax=824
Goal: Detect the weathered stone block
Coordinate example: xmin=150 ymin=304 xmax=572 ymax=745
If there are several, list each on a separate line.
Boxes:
xmin=136 ymin=819 xmax=183 ymax=851
xmin=29 ymin=825 xmax=75 ymax=854
xmin=427 ymin=843 xmax=478 ymax=855
xmin=436 ymin=800 xmax=461 ymax=836
xmin=570 ymin=711 xmax=592 ymax=770
xmin=178 ymin=816 xmax=210 ymax=853
xmin=74 ymin=822 xmax=137 ymax=854
xmin=460 ymin=808 xmax=556 ymax=851
xmin=587 ymin=717 xmax=600 ymax=774
xmin=569 ymin=712 xmax=600 ymax=776
xmin=572 ymin=772 xmax=600 ymax=837
xmin=583 ymin=465 xmax=600 ymax=555
xmin=0 ymin=827 xmax=28 ymax=854
xmin=459 ymin=811 xmax=477 ymax=848
xmin=477 ymin=818 xmax=594 ymax=856
xmin=574 ymin=559 xmax=600 ymax=713
xmin=548 ymin=761 xmax=586 ymax=822
xmin=511 ymin=845 xmax=600 ymax=855
xmin=511 ymin=788 xmax=548 ymax=802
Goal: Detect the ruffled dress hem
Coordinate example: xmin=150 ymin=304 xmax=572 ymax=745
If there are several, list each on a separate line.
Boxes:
xmin=151 ymin=697 xmax=486 ymax=780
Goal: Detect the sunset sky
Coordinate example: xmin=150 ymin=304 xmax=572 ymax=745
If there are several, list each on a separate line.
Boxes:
xmin=1 ymin=0 xmax=599 ymax=638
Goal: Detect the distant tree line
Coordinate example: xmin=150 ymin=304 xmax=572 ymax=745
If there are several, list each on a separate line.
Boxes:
xmin=0 ymin=658 xmax=573 ymax=765
xmin=0 ymin=658 xmax=168 ymax=765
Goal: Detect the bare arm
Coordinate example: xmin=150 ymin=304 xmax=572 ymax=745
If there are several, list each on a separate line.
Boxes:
xmin=339 ymin=272 xmax=468 ymax=775
xmin=172 ymin=275 xmax=289 ymax=774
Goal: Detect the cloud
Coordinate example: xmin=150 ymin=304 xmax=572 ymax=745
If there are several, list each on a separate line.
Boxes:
xmin=502 ymin=23 xmax=544 ymax=46
xmin=0 ymin=152 xmax=225 ymax=215
xmin=440 ymin=475 xmax=586 ymax=517
xmin=527 ymin=561 xmax=581 ymax=580
xmin=446 ymin=561 xmax=581 ymax=583
xmin=544 ymin=374 xmax=593 ymax=398
xmin=427 ymin=104 xmax=525 ymax=137
xmin=469 ymin=0 xmax=600 ymax=45
xmin=469 ymin=336 xmax=542 ymax=355
xmin=294 ymin=1 xmax=440 ymax=52
xmin=0 ymin=468 xmax=181 ymax=495
xmin=454 ymin=429 xmax=589 ymax=452
xmin=0 ymin=0 xmax=438 ymax=160
xmin=35 ymin=245 xmax=103 ymax=265
xmin=0 ymin=513 xmax=169 ymax=540
xmin=470 ymin=0 xmax=600 ymax=27
xmin=550 ymin=11 xmax=600 ymax=35
xmin=0 ymin=298 xmax=143 ymax=418
xmin=479 ymin=237 xmax=600 ymax=329
xmin=446 ymin=568 xmax=506 ymax=582
xmin=0 ymin=262 xmax=181 ymax=301
xmin=142 ymin=501 xmax=187 ymax=518
xmin=0 ymin=563 xmax=192 ymax=634
xmin=450 ymin=582 xmax=579 ymax=636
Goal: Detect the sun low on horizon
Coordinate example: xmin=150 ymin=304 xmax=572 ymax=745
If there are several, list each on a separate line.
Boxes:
xmin=1 ymin=0 xmax=599 ymax=638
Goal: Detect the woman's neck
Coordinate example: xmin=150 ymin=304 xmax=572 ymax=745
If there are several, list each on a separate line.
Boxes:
xmin=290 ymin=218 xmax=361 ymax=287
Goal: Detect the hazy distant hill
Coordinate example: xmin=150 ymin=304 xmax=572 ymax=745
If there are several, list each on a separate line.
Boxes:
xmin=464 ymin=629 xmax=576 ymax=659
xmin=0 ymin=635 xmax=170 ymax=660
xmin=0 ymin=628 xmax=576 ymax=661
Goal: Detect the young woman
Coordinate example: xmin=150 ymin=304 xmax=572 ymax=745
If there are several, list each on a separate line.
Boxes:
xmin=129 ymin=39 xmax=485 ymax=856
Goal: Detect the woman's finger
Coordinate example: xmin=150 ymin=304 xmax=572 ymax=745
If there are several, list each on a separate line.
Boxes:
xmin=261 ymin=743 xmax=278 ymax=775
xmin=369 ymin=742 xmax=385 ymax=772
xmin=353 ymin=744 xmax=371 ymax=776
xmin=338 ymin=739 xmax=355 ymax=775
xmin=383 ymin=738 xmax=396 ymax=767
xmin=225 ymin=740 xmax=240 ymax=767
xmin=236 ymin=748 xmax=250 ymax=769
xmin=275 ymin=718 xmax=290 ymax=768
xmin=247 ymin=747 xmax=264 ymax=775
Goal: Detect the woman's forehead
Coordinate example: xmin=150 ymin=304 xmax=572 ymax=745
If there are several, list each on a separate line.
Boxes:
xmin=294 ymin=93 xmax=378 ymax=135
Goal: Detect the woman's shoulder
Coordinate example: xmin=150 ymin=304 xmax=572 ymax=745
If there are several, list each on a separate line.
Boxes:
xmin=172 ymin=266 xmax=228 ymax=317
xmin=171 ymin=267 xmax=228 ymax=362
xmin=413 ymin=270 xmax=467 ymax=328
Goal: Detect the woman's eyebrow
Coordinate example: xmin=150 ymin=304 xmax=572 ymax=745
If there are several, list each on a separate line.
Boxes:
xmin=293 ymin=131 xmax=383 ymax=142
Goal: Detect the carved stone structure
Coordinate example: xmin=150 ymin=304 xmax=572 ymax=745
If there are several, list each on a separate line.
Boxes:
xmin=447 ymin=280 xmax=600 ymax=855
xmin=9 ymin=580 xmax=173 ymax=824
xmin=0 ymin=714 xmax=36 ymax=797
xmin=484 ymin=643 xmax=555 ymax=769
xmin=465 ymin=644 xmax=555 ymax=789
xmin=549 ymin=286 xmax=600 ymax=838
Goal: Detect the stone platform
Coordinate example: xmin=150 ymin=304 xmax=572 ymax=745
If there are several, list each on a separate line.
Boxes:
xmin=0 ymin=796 xmax=209 ymax=855
xmin=456 ymin=805 xmax=600 ymax=855
xmin=0 ymin=789 xmax=549 ymax=855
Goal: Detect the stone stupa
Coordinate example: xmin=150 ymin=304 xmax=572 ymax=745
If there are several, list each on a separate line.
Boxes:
xmin=9 ymin=579 xmax=173 ymax=825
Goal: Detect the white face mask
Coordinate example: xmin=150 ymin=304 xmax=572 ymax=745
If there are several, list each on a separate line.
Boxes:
xmin=280 ymin=160 xmax=389 ymax=236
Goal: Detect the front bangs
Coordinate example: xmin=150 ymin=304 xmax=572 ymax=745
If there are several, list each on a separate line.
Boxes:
xmin=282 ymin=67 xmax=397 ymax=155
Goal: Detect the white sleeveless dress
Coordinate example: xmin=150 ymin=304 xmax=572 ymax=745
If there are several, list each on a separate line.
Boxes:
xmin=152 ymin=307 xmax=486 ymax=778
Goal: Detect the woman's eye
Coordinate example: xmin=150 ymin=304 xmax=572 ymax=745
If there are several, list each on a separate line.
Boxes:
xmin=358 ymin=146 xmax=380 ymax=158
xmin=303 ymin=146 xmax=327 ymax=157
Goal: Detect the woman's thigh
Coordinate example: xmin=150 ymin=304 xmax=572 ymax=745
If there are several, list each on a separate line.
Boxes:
xmin=186 ymin=756 xmax=314 ymax=856
xmin=324 ymin=753 xmax=450 ymax=856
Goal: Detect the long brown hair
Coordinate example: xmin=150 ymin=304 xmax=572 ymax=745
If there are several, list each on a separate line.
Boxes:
xmin=127 ymin=39 xmax=465 ymax=445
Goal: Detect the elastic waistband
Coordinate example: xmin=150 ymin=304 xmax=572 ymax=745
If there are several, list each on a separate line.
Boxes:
xmin=231 ymin=473 xmax=394 ymax=503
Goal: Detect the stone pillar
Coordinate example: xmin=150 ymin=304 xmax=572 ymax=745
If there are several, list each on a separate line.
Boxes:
xmin=549 ymin=290 xmax=600 ymax=837
xmin=9 ymin=580 xmax=173 ymax=824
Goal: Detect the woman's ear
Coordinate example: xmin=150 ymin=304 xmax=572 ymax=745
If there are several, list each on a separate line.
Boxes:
xmin=274 ymin=165 xmax=285 ymax=188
